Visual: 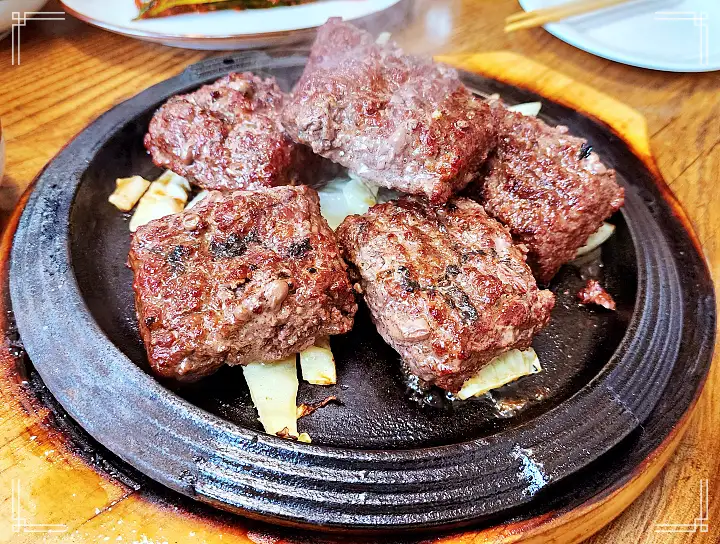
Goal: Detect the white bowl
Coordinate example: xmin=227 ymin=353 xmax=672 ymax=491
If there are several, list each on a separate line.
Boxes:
xmin=0 ymin=0 xmax=50 ymax=38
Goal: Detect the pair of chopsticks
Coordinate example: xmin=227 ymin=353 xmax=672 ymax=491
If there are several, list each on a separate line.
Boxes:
xmin=505 ymin=0 xmax=632 ymax=33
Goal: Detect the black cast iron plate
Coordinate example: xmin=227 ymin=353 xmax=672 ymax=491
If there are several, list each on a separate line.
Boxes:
xmin=8 ymin=51 xmax=715 ymax=532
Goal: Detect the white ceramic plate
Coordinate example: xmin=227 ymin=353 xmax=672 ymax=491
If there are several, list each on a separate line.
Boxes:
xmin=518 ymin=0 xmax=720 ymax=72
xmin=61 ymin=0 xmax=403 ymax=50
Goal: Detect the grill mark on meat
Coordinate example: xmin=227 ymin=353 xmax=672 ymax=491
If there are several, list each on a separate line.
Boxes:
xmin=287 ymin=238 xmax=312 ymax=258
xmin=461 ymin=249 xmax=488 ymax=263
xmin=578 ymin=143 xmax=593 ymax=160
xmin=433 ymin=284 xmax=478 ymax=324
xmin=397 ymin=266 xmax=477 ymax=322
xmin=209 ymin=230 xmax=258 ymax=259
xmin=397 ymin=266 xmax=421 ymax=293
xmin=382 ymin=201 xmax=480 ymax=324
xmin=166 ymin=245 xmax=191 ymax=275
xmin=445 ymin=264 xmax=460 ymax=277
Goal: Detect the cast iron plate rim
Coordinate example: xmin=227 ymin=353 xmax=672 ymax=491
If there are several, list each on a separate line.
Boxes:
xmin=7 ymin=49 xmax=711 ymax=531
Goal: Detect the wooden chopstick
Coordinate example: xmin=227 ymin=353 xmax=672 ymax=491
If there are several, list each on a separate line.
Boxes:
xmin=505 ymin=0 xmax=633 ymax=33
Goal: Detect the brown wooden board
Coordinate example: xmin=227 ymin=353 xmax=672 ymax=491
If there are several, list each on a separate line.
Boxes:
xmin=0 ymin=52 xmax=715 ymax=542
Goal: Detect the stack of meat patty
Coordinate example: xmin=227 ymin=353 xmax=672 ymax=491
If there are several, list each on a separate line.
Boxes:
xmin=133 ymin=18 xmax=623 ymax=393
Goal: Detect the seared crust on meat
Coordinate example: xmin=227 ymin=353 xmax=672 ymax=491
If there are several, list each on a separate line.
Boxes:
xmin=478 ymin=103 xmax=625 ymax=283
xmin=281 ymin=19 xmax=497 ymax=204
xmin=337 ymin=197 xmax=555 ymax=392
xmin=128 ymin=186 xmax=357 ymax=380
xmin=144 ymin=72 xmax=308 ymax=191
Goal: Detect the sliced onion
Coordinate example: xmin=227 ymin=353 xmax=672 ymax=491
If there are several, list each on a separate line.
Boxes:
xmin=108 ymin=175 xmax=150 ymax=212
xmin=129 ymin=170 xmax=190 ymax=232
xmin=507 ymin=101 xmax=542 ymax=117
xmin=575 ymin=222 xmax=616 ymax=257
xmin=185 ymin=189 xmax=209 ymax=210
xmin=242 ymin=356 xmax=299 ymax=437
xmin=318 ymin=173 xmax=378 ymax=229
xmin=299 ymin=337 xmax=336 ymax=385
xmin=375 ymin=32 xmax=391 ymax=45
xmin=456 ymin=348 xmax=541 ymax=400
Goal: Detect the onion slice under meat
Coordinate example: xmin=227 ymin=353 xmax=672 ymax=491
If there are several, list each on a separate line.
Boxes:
xmin=242 ymin=356 xmax=299 ymax=437
xmin=507 ymin=101 xmax=542 ymax=117
xmin=456 ymin=348 xmax=542 ymax=400
xmin=299 ymin=337 xmax=337 ymax=385
xmin=575 ymin=222 xmax=616 ymax=257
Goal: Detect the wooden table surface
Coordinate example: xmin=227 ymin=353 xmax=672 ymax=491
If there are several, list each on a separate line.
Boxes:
xmin=0 ymin=1 xmax=717 ymax=542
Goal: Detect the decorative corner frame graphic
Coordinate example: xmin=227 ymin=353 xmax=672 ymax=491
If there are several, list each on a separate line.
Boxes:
xmin=654 ymin=11 xmax=710 ymax=67
xmin=655 ymin=479 xmax=709 ymax=534
xmin=11 ymin=11 xmax=66 ymax=66
xmin=11 ymin=479 xmax=68 ymax=534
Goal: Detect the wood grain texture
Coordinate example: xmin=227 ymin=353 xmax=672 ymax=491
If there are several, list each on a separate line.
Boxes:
xmin=0 ymin=1 xmax=717 ymax=542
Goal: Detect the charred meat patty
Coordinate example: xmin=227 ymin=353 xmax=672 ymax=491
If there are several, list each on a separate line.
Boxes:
xmin=145 ymin=72 xmax=308 ymax=191
xmin=477 ymin=103 xmax=625 ymax=283
xmin=281 ymin=19 xmax=497 ymax=204
xmin=337 ymin=197 xmax=555 ymax=392
xmin=128 ymin=186 xmax=357 ymax=381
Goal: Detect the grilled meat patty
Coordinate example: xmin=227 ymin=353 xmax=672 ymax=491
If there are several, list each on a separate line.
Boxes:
xmin=128 ymin=186 xmax=357 ymax=381
xmin=476 ymin=103 xmax=625 ymax=283
xmin=337 ymin=197 xmax=555 ymax=392
xmin=145 ymin=72 xmax=309 ymax=191
xmin=281 ymin=19 xmax=497 ymax=204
